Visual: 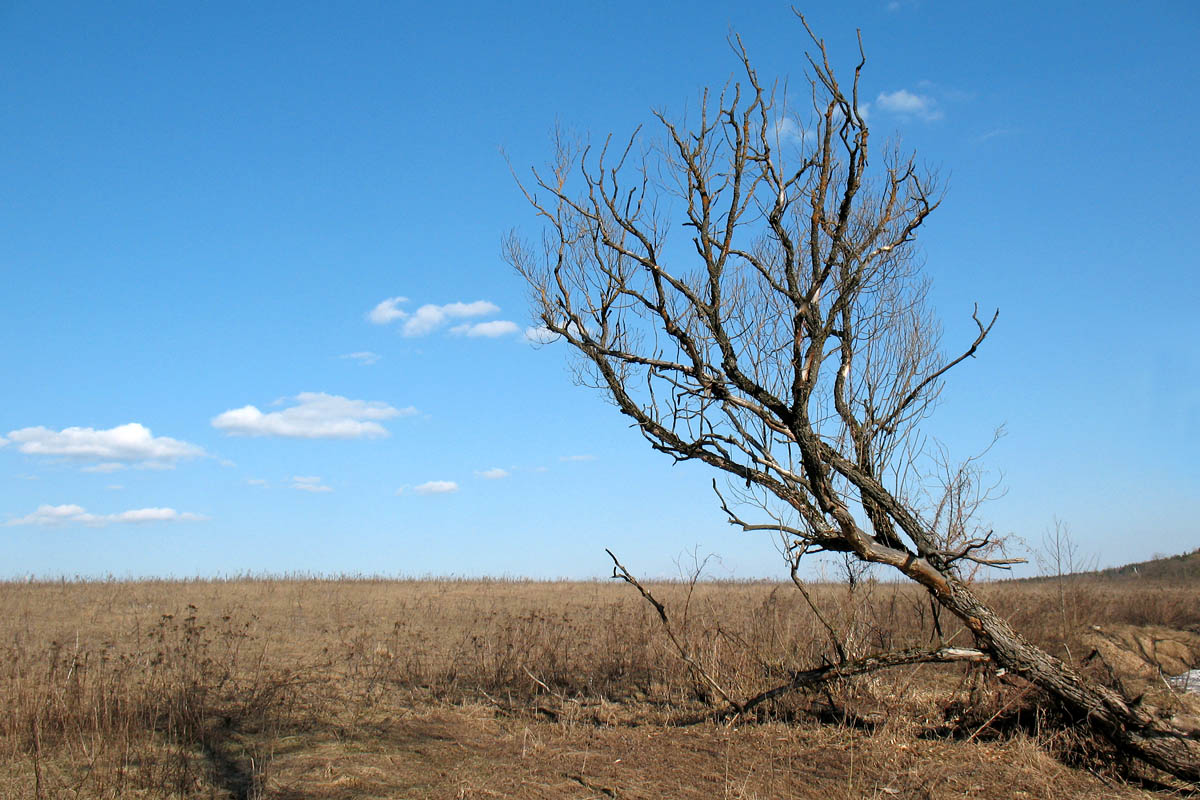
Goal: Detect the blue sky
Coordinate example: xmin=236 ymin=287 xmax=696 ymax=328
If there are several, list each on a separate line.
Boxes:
xmin=1 ymin=1 xmax=1196 ymax=579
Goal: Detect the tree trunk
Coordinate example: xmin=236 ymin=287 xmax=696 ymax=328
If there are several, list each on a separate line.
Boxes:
xmin=939 ymin=578 xmax=1200 ymax=782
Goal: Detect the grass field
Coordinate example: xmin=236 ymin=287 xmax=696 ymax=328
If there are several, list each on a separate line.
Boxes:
xmin=2 ymin=574 xmax=1197 ymax=798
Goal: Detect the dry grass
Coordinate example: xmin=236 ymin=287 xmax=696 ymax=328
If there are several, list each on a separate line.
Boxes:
xmin=0 ymin=575 xmax=1196 ymax=798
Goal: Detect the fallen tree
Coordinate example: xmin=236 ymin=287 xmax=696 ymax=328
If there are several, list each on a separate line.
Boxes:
xmin=506 ymin=13 xmax=1199 ymax=782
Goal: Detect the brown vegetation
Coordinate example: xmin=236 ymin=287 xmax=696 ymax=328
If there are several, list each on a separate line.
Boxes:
xmin=1 ymin=574 xmax=1197 ymax=798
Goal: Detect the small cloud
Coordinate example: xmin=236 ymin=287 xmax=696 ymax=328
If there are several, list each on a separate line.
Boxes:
xmin=974 ymin=127 xmax=1012 ymax=143
xmin=4 ymin=504 xmax=96 ymax=526
xmin=291 ymin=476 xmax=333 ymax=493
xmin=106 ymin=484 xmax=124 ymax=490
xmin=3 ymin=504 xmax=207 ymax=527
xmin=5 ymin=423 xmax=206 ymax=468
xmin=413 ymin=480 xmax=459 ymax=495
xmin=875 ymin=89 xmax=942 ymax=122
xmin=475 ymin=467 xmax=510 ymax=480
xmin=449 ymin=320 xmax=520 ymax=338
xmin=246 ymin=478 xmax=269 ymax=487
xmin=0 ymin=435 xmax=7 ymax=448
xmin=775 ymin=105 xmax=868 ymax=147
xmin=524 ymin=326 xmax=559 ymax=345
xmin=15 ymin=474 xmax=39 ymax=481
xmin=82 ymin=462 xmax=126 ymax=474
xmin=367 ymin=296 xmax=409 ymax=325
xmin=340 ymin=351 xmax=381 ymax=366
xmin=219 ymin=459 xmax=236 ymax=468
xmin=402 ymin=301 xmax=499 ymax=337
xmin=770 ymin=117 xmax=811 ymax=147
xmin=212 ymin=392 xmax=416 ymax=439
xmin=111 ymin=508 xmax=208 ymax=523
xmin=560 ymin=454 xmax=596 ymax=462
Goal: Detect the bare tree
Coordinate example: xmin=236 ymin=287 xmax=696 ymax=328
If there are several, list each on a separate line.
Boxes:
xmin=506 ymin=16 xmax=1198 ymax=782
xmin=1036 ymin=517 xmax=1097 ymax=661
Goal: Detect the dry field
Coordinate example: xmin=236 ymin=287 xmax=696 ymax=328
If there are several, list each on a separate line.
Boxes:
xmin=2 ymin=574 xmax=1198 ymax=799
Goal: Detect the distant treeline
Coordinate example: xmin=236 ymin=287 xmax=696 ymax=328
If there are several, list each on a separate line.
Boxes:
xmin=1092 ymin=548 xmax=1200 ymax=581
xmin=1019 ymin=547 xmax=1200 ymax=583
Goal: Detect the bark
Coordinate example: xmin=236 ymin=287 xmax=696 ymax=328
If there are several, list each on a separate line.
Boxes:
xmin=938 ymin=576 xmax=1200 ymax=782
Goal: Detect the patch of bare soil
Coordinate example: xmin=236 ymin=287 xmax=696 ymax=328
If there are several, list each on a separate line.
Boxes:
xmin=251 ymin=701 xmax=1151 ymax=800
xmin=1081 ymin=624 xmax=1200 ymax=733
xmin=1082 ymin=625 xmax=1200 ymax=682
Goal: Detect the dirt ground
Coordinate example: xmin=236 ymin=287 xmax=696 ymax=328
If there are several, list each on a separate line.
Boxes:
xmin=239 ymin=701 xmax=1151 ymax=800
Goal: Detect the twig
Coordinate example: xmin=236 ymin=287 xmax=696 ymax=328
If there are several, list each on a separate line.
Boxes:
xmin=605 ymin=549 xmax=743 ymax=712
xmin=522 ymin=665 xmax=552 ymax=695
xmin=788 ymin=543 xmax=848 ymax=664
xmin=963 ymin=684 xmax=1035 ymax=744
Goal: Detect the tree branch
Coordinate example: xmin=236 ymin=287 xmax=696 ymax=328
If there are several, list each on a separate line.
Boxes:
xmin=605 ymin=549 xmax=743 ymax=711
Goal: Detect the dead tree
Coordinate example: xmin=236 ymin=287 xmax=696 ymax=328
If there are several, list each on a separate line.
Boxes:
xmin=506 ymin=16 xmax=1199 ymax=783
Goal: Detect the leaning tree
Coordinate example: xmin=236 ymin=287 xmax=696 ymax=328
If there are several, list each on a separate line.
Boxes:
xmin=505 ymin=16 xmax=1199 ymax=782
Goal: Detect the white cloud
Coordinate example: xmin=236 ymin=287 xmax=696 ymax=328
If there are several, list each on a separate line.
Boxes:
xmin=413 ymin=480 xmax=458 ymax=495
xmin=449 ymin=320 xmax=520 ymax=338
xmin=111 ymin=508 xmax=207 ymax=523
xmin=340 ymin=351 xmax=381 ymax=366
xmin=212 ymin=392 xmax=416 ymax=439
xmin=6 ymin=504 xmax=90 ymax=525
xmin=0 ymin=435 xmax=7 ymax=448
xmin=246 ymin=478 xmax=269 ymax=487
xmin=291 ymin=476 xmax=332 ymax=493
xmin=770 ymin=117 xmax=809 ymax=146
xmin=876 ymin=89 xmax=925 ymax=112
xmin=402 ymin=301 xmax=499 ymax=337
xmin=367 ymin=296 xmax=409 ymax=325
xmin=370 ymin=297 xmax=506 ymax=337
xmin=5 ymin=423 xmax=206 ymax=467
xmin=82 ymin=462 xmax=127 ymax=474
xmin=475 ymin=468 xmax=510 ymax=480
xmin=403 ymin=306 xmax=452 ymax=337
xmin=875 ymin=89 xmax=942 ymax=121
xmin=106 ymin=484 xmax=123 ymax=491
xmin=3 ymin=504 xmax=208 ymax=527
xmin=560 ymin=454 xmax=596 ymax=462
xmin=524 ymin=325 xmax=559 ymax=345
